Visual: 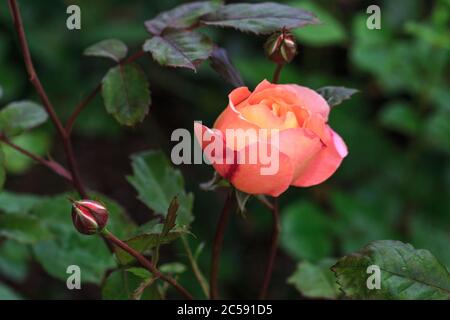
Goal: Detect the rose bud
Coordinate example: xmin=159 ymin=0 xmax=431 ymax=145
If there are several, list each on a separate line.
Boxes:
xmin=264 ymin=29 xmax=297 ymax=64
xmin=71 ymin=200 xmax=109 ymax=235
xmin=195 ymin=80 xmax=348 ymax=197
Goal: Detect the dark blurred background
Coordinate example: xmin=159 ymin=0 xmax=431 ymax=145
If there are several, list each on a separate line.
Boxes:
xmin=0 ymin=0 xmax=448 ymax=299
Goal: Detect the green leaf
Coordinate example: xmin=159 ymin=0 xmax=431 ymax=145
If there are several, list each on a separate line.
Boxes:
xmin=0 ymin=240 xmax=30 ymax=281
xmin=280 ymin=201 xmax=333 ymax=261
xmin=127 ymin=150 xmax=194 ymax=226
xmin=332 ymin=240 xmax=450 ymax=300
xmin=102 ymin=268 xmax=159 ymax=300
xmin=0 ymin=191 xmax=42 ymax=214
xmin=126 ymin=267 xmax=152 ymax=279
xmin=405 ymin=21 xmax=450 ymax=50
xmin=200 ymin=2 xmax=319 ymax=35
xmin=0 ymin=101 xmax=48 ymax=136
xmin=379 ymin=101 xmax=421 ymax=136
xmin=316 ymin=86 xmax=358 ymax=107
xmin=145 ymin=1 xmax=222 ymax=35
xmin=0 ymin=214 xmax=51 ymax=244
xmin=143 ymin=30 xmax=214 ymax=71
xmin=0 ymin=284 xmax=21 ymax=300
xmin=2 ymin=131 xmax=51 ymax=174
xmin=102 ymin=63 xmax=151 ymax=126
xmin=288 ymin=259 xmax=340 ymax=299
xmin=209 ymin=46 xmax=245 ymax=88
xmin=291 ymin=1 xmax=346 ymax=46
xmin=31 ymin=193 xmax=135 ymax=284
xmin=0 ymin=147 xmax=5 ymax=191
xmin=115 ymin=223 xmax=188 ymax=265
xmin=160 ymin=262 xmax=186 ymax=274
xmin=424 ymin=111 xmax=450 ymax=153
xmin=84 ymin=39 xmax=128 ymax=62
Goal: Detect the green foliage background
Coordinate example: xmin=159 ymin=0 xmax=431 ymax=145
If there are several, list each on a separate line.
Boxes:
xmin=0 ymin=0 xmax=448 ymax=299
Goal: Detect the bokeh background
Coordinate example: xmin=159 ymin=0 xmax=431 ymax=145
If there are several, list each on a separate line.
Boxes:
xmin=0 ymin=0 xmax=448 ymax=299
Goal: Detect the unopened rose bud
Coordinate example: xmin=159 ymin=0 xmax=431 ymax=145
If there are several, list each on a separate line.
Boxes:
xmin=71 ymin=199 xmax=109 ymax=235
xmin=264 ymin=29 xmax=297 ymax=64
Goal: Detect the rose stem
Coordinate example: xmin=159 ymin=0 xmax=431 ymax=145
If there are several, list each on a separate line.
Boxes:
xmin=210 ymin=190 xmax=235 ymax=299
xmin=181 ymin=235 xmax=210 ymax=298
xmin=0 ymin=134 xmax=73 ymax=182
xmin=8 ymin=0 xmax=87 ymax=198
xmin=65 ymin=84 xmax=101 ymax=136
xmin=65 ymin=49 xmax=145 ymax=136
xmin=259 ymin=197 xmax=280 ymax=299
xmin=272 ymin=63 xmax=284 ymax=84
xmin=102 ymin=229 xmax=193 ymax=300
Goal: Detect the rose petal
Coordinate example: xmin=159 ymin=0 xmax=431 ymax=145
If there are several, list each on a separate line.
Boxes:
xmin=194 ymin=122 xmax=234 ymax=177
xmin=214 ymin=86 xmax=255 ymax=132
xmin=303 ymin=113 xmax=331 ymax=145
xmin=230 ymin=141 xmax=294 ymax=197
xmin=214 ymin=87 xmax=260 ymax=150
xmin=229 ymin=86 xmax=252 ymax=107
xmin=285 ymin=85 xmax=330 ymax=120
xmin=241 ymin=104 xmax=288 ymax=129
xmin=195 ymin=122 xmax=294 ymax=196
xmin=292 ymin=128 xmax=347 ymax=187
xmin=277 ymin=128 xmax=323 ymax=180
xmin=253 ymin=79 xmax=274 ymax=93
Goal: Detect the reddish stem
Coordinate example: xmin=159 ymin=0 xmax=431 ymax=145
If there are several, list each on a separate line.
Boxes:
xmin=259 ymin=197 xmax=280 ymax=299
xmin=210 ymin=190 xmax=235 ymax=299
xmin=65 ymin=84 xmax=101 ymax=136
xmin=272 ymin=63 xmax=283 ymax=84
xmin=8 ymin=0 xmax=87 ymax=198
xmin=102 ymin=230 xmax=193 ymax=300
xmin=0 ymin=135 xmax=72 ymax=182
xmin=122 ymin=49 xmax=145 ymax=65
xmin=8 ymin=0 xmax=65 ymax=138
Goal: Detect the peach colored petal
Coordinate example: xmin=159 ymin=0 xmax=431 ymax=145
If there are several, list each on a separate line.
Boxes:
xmin=194 ymin=122 xmax=234 ymax=177
xmin=214 ymin=86 xmax=255 ymax=131
xmin=248 ymin=87 xmax=298 ymax=106
xmin=229 ymin=142 xmax=294 ymax=197
xmin=292 ymin=128 xmax=347 ymax=187
xmin=285 ymin=85 xmax=330 ymax=120
xmin=229 ymin=86 xmax=252 ymax=107
xmin=253 ymin=79 xmax=274 ymax=93
xmin=290 ymin=105 xmax=310 ymax=126
xmin=303 ymin=113 xmax=331 ymax=145
xmin=241 ymin=104 xmax=299 ymax=129
xmin=277 ymin=128 xmax=323 ymax=180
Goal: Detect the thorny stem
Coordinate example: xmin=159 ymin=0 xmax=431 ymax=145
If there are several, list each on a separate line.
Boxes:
xmin=8 ymin=0 xmax=65 ymax=138
xmin=181 ymin=235 xmax=209 ymax=298
xmin=259 ymin=197 xmax=280 ymax=299
xmin=102 ymin=229 xmax=193 ymax=300
xmin=0 ymin=134 xmax=72 ymax=182
xmin=8 ymin=0 xmax=87 ymax=198
xmin=210 ymin=190 xmax=235 ymax=299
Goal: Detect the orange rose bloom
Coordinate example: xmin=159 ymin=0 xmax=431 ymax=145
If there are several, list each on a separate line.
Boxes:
xmin=195 ymin=79 xmax=348 ymax=196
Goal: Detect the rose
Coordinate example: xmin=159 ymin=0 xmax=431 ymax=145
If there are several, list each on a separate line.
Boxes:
xmin=195 ymin=79 xmax=348 ymax=197
xmin=71 ymin=199 xmax=109 ymax=235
